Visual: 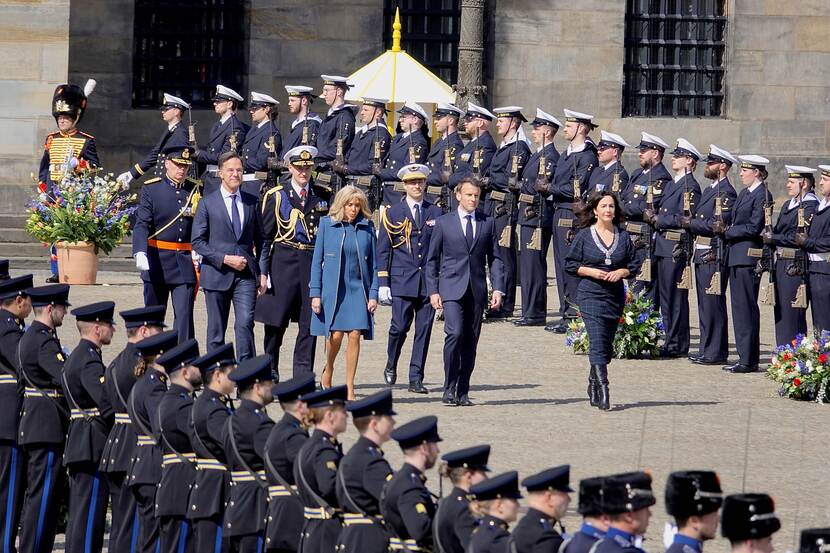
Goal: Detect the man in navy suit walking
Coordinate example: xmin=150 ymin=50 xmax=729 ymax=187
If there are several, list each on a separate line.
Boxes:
xmin=426 ymin=176 xmax=505 ymax=406
xmin=192 ymin=151 xmax=264 ymax=361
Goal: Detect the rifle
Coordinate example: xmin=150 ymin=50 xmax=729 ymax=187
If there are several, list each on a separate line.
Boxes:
xmin=611 ymin=162 xmax=622 ymax=195
xmin=788 ymin=193 xmax=809 ymax=308
xmin=527 ymin=136 xmax=547 ymax=251
xmin=705 ymin=179 xmax=725 ymax=295
xmin=472 ymin=127 xmax=482 ymax=180
xmin=498 ymin=132 xmax=521 ymax=248
xmin=676 ymin=168 xmax=693 ymax=289
xmin=228 ymin=116 xmax=239 ymax=154
xmin=437 ymin=138 xmax=453 ymax=211
xmin=302 ymin=112 xmax=310 ymax=145
xmin=370 ymin=122 xmax=382 ymax=210
xmin=333 ymin=117 xmax=348 ymax=195
xmin=757 ymin=180 xmax=776 ymax=305
xmin=263 ymin=116 xmax=280 ymax=198
xmin=636 ymin=171 xmax=655 ymax=282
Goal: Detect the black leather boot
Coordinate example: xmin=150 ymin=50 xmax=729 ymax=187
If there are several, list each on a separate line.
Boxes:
xmin=588 ymin=365 xmax=599 ymax=407
xmin=596 ymin=364 xmax=610 ymax=411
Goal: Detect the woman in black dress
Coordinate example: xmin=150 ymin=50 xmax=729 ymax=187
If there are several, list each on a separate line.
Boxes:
xmin=565 ymin=191 xmax=640 ymax=410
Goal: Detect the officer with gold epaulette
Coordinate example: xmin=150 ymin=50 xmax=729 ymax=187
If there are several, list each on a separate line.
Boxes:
xmin=376 ymin=101 xmax=430 ymax=209
xmin=0 ymin=274 xmax=33 ymax=553
xmin=224 ymin=354 xmax=277 ymax=553
xmin=188 ymin=343 xmax=237 ymax=553
xmin=117 ymin=93 xmax=191 ymax=186
xmin=343 ymin=97 xmax=392 ymax=211
xmin=100 ymin=305 xmax=167 ymax=553
xmin=255 ymin=145 xmax=326 ymax=380
xmin=516 ymin=109 xmax=560 ymax=327
xmin=426 ymin=102 xmax=465 ymax=211
xmin=684 ymin=145 xmax=738 ymax=365
xmin=39 ymin=80 xmax=99 ymax=282
xmin=62 ymin=301 xmax=116 ymax=553
xmin=336 ymin=390 xmax=396 ymax=553
xmin=155 ymin=339 xmax=201 ymax=553
xmin=17 ymin=284 xmax=72 ymax=553
xmin=284 ymin=85 xmax=322 ymax=151
xmin=241 ymin=91 xmax=283 ymax=197
xmin=377 ymin=163 xmax=442 ymax=392
xmin=133 ymin=144 xmax=201 ymax=343
xmin=197 ymin=84 xmax=250 ymax=194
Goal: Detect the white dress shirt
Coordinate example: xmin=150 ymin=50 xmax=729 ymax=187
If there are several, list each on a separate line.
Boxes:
xmin=406 ymin=198 xmax=423 ymax=221
xmin=457 ymin=206 xmax=476 ymax=238
xmin=290 ymin=180 xmax=309 ymax=199
xmin=221 ymin=186 xmax=245 ymax=229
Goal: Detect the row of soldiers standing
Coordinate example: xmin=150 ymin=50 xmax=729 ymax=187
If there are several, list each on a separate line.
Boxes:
xmin=0 ymin=277 xmax=826 ymax=553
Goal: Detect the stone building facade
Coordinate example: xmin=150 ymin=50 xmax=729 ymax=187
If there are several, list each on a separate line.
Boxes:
xmin=1 ymin=0 xmax=828 ymax=212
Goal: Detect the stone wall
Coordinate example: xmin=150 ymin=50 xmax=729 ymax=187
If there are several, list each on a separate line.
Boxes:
xmin=487 ymin=0 xmax=830 ymax=195
xmin=0 ymin=0 xmax=71 ymax=212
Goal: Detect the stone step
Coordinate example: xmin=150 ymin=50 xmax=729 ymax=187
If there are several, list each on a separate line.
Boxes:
xmin=5 ymin=256 xmax=138 ymax=273
xmin=0 ymin=227 xmax=133 ymax=244
xmin=0 ymin=214 xmax=30 ymax=228
xmin=0 ymin=242 xmax=133 ymax=259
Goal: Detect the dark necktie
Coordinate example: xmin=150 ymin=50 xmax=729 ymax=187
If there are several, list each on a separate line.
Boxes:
xmin=413 ymin=203 xmax=421 ymax=227
xmin=230 ymin=193 xmax=242 ymax=238
xmin=465 ymin=214 xmax=474 ymax=249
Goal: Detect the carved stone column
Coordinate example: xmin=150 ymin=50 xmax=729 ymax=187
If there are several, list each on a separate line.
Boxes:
xmin=455 ymin=0 xmax=486 ymax=108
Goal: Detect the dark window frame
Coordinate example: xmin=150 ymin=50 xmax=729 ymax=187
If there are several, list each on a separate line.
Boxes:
xmin=132 ymin=0 xmax=247 ymax=109
xmin=383 ymin=0 xmax=461 ymax=85
xmin=623 ymin=0 xmax=727 ymax=118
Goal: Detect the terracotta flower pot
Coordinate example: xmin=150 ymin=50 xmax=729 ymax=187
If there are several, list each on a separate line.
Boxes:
xmin=56 ymin=241 xmax=99 ymax=284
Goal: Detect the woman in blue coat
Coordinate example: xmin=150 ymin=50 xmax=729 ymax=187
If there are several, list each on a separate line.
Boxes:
xmin=310 ymin=185 xmax=379 ymax=399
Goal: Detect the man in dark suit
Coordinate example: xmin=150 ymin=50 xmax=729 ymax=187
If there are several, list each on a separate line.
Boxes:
xmin=192 ymin=151 xmax=264 ymax=361
xmin=426 ymin=177 xmax=505 ymax=406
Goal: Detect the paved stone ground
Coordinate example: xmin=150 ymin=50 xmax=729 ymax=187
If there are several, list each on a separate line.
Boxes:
xmin=23 ymin=266 xmax=829 ymax=552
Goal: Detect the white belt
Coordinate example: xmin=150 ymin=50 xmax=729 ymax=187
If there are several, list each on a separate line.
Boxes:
xmin=206 ymin=164 xmax=218 ymax=172
xmin=242 ymin=174 xmax=259 ymax=181
xmin=694 ymin=244 xmax=711 ymax=250
xmin=809 ymin=253 xmax=830 ymax=262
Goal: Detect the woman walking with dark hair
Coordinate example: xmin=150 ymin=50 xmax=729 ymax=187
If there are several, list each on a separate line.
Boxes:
xmin=565 ymin=191 xmax=640 ymax=410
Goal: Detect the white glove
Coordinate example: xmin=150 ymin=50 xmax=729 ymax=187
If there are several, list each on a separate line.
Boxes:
xmin=117 ymin=171 xmax=133 ymax=185
xmin=662 ymin=523 xmax=677 ymax=550
xmin=134 ymin=252 xmax=150 ymax=271
xmin=191 ymin=250 xmax=202 ymax=264
xmin=379 ymin=286 xmax=392 ymax=305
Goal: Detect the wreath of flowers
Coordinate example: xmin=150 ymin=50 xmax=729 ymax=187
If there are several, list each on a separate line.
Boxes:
xmin=767 ymin=332 xmax=830 ymax=403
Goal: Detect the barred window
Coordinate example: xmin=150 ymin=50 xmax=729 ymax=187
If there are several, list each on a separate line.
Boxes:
xmin=623 ymin=0 xmax=727 ymax=117
xmin=383 ymin=0 xmax=461 ymax=84
xmin=132 ymin=0 xmax=246 ymax=109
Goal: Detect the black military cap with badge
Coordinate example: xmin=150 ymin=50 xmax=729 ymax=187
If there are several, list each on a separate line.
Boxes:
xmin=300 ymin=384 xmax=348 ymax=409
xmin=469 ymin=470 xmax=523 ymax=501
xmin=272 ymin=373 xmax=316 ymax=404
xmin=155 ymin=338 xmax=200 ymax=374
xmin=721 ymin=493 xmax=780 ymax=543
xmin=192 ymin=342 xmax=236 ymax=380
xmin=799 ymin=528 xmax=830 ymax=553
xmin=577 ymin=476 xmax=608 ymax=517
xmin=71 ymin=301 xmax=116 ymax=325
xmin=391 ymin=415 xmax=442 ymax=450
xmin=522 ymin=465 xmax=574 ymax=494
xmin=119 ymin=305 xmax=167 ymax=329
xmin=0 ymin=274 xmax=34 ymax=301
xmin=163 ymin=145 xmax=196 ymax=166
xmin=601 ymin=471 xmax=657 ymax=514
xmin=665 ymin=470 xmax=723 ymax=522
xmin=229 ymin=354 xmax=274 ymax=389
xmin=27 ymin=284 xmax=71 ymax=307
xmin=135 ymin=329 xmax=179 ymax=358
xmin=441 ymin=444 xmax=491 ymax=472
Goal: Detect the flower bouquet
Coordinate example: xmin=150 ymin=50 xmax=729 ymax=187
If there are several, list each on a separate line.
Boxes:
xmin=565 ymin=288 xmax=664 ymax=359
xmin=766 ymin=332 xmax=830 ymax=403
xmin=26 ymin=169 xmax=137 ymax=255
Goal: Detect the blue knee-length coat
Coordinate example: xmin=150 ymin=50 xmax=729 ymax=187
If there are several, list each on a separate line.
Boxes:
xmin=309 ymin=215 xmax=379 ymax=339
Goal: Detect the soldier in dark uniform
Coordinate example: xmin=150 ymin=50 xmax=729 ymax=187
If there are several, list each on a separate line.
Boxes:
xmin=621 ymin=132 xmax=672 ymax=306
xmin=797 ymin=165 xmax=830 ymax=335
xmin=664 ymin=471 xmax=723 ymax=553
xmin=378 ymin=164 xmax=443 ymax=392
xmin=224 ymin=354 xmax=277 ymax=553
xmin=0 ymin=274 xmax=33 ymax=553
xmin=127 ymin=330 xmax=179 ymax=553
xmin=255 ymin=145 xmax=327 ymax=379
xmin=426 ymin=103 xmax=464 ymax=211
xmin=197 ymin=85 xmax=250 ymax=195
xmin=516 ymin=109 xmax=560 ymax=327
xmin=654 ymin=139 xmax=703 ymax=358
xmin=797 ymin=528 xmax=830 ymax=553
xmin=118 ymin=93 xmax=191 ymax=185
xmin=62 ymin=301 xmax=116 ymax=553
xmin=132 ymin=145 xmax=201 ymax=343
xmin=16 ymin=284 xmax=71 ymax=553
xmin=686 ymin=146 xmax=738 ymax=365
xmin=449 ymin=102 xmax=497 ymax=193
xmin=189 ymin=343 xmax=237 ymax=553
xmin=720 ymin=494 xmax=780 ymax=553
xmin=484 ymin=106 xmax=531 ymax=320
xmin=336 ymin=390 xmax=396 ymax=553
xmin=545 ymin=109 xmax=598 ymax=334
xmin=376 ymin=101 xmax=429 ymax=209
xmin=434 ymin=444 xmax=491 ymax=553
xmin=592 ymin=472 xmax=656 ymax=553
xmin=100 ymin=305 xmax=167 ymax=553
xmin=293 ymin=385 xmax=349 ymax=553
xmin=467 ymin=471 xmax=522 ymax=553
xmin=720 ymin=155 xmax=772 ymax=374
xmin=342 ymin=97 xmax=391 ymax=211
xmin=589 ymin=131 xmax=631 ymax=196
xmin=155 ymin=339 xmax=202 ymax=553
xmin=382 ymin=415 xmax=442 ymax=553
xmin=560 ymin=476 xmax=609 ymax=553
xmin=263 ymin=374 xmax=316 ymax=553
xmin=766 ymin=166 xmax=819 ymax=346
xmin=39 ymin=80 xmax=99 ymax=282
xmin=512 ymin=465 xmax=574 ymax=553
xmin=241 ymin=91 xmax=283 ymax=198
xmin=315 ymin=75 xmax=357 ymax=200
xmin=284 ymin=86 xmax=321 ymax=151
